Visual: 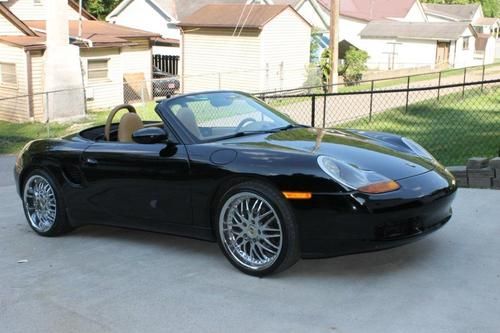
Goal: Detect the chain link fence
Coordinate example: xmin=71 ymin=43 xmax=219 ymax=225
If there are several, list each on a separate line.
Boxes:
xmin=260 ymin=79 xmax=500 ymax=166
xmin=1 ymin=64 xmax=499 ymax=163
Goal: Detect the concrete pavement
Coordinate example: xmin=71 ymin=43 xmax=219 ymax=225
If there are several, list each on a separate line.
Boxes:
xmin=0 ymin=155 xmax=15 ymax=187
xmin=0 ymin=162 xmax=499 ymax=332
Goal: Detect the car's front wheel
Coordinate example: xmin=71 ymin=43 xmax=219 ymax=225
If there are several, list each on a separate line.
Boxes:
xmin=216 ymin=181 xmax=300 ymax=276
xmin=22 ymin=170 xmax=72 ymax=237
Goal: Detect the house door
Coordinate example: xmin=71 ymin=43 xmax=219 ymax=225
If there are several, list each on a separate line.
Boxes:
xmin=436 ymin=41 xmax=450 ymax=65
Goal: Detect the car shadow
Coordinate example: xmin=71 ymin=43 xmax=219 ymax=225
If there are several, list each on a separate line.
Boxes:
xmin=283 ymin=238 xmax=443 ymax=279
xmin=69 ymin=224 xmax=442 ymax=279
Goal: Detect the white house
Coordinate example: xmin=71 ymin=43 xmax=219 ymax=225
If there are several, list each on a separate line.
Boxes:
xmin=106 ymin=0 xmax=249 ymax=56
xmin=422 ymin=3 xmax=498 ymax=65
xmin=106 ymin=0 xmax=181 ymax=55
xmin=179 ymin=4 xmax=311 ymax=93
xmin=0 ymin=0 xmax=158 ymax=122
xmin=281 ymin=0 xmax=493 ymax=69
xmin=359 ymin=21 xmax=478 ymax=69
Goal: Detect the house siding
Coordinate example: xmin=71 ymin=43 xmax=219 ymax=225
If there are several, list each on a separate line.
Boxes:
xmin=121 ymin=38 xmax=153 ymax=98
xmin=0 ymin=43 xmax=28 ymax=122
xmin=30 ymin=50 xmax=45 ymax=121
xmin=4 ymin=0 xmax=85 ymax=21
xmin=401 ymin=2 xmax=427 ymax=22
xmin=339 ymin=16 xmax=367 ymax=48
xmin=182 ymin=28 xmax=261 ymax=93
xmin=260 ymin=8 xmax=311 ymax=91
xmin=81 ymin=47 xmax=124 ymax=110
xmin=360 ymin=37 xmax=437 ymax=70
xmin=108 ymin=0 xmax=180 ymax=41
xmin=0 ymin=12 xmax=25 ymax=35
xmin=453 ymin=28 xmax=476 ymax=68
xmin=296 ymin=0 xmax=328 ymax=31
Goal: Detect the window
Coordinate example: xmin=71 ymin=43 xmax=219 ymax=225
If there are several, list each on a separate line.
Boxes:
xmin=463 ymin=37 xmax=470 ymax=50
xmin=87 ymin=59 xmax=109 ymax=80
xmin=162 ymin=92 xmax=291 ymax=142
xmin=0 ymin=63 xmax=17 ymax=85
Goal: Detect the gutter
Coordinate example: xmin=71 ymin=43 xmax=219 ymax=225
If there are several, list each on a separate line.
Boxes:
xmin=31 ymin=28 xmax=94 ymax=47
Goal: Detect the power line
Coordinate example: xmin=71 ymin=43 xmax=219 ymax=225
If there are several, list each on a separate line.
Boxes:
xmin=237 ymin=2 xmax=256 ymax=38
xmin=232 ymin=3 xmax=250 ymax=37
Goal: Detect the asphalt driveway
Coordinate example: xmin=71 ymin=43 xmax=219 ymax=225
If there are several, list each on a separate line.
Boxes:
xmin=1 ymin=154 xmax=499 ymax=333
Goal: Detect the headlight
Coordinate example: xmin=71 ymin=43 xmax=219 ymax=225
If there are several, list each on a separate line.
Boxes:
xmin=317 ymin=156 xmax=400 ymax=194
xmin=402 ymin=138 xmax=435 ymax=161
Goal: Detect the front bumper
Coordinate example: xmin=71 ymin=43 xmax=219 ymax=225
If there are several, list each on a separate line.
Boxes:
xmin=292 ymin=170 xmax=457 ymax=258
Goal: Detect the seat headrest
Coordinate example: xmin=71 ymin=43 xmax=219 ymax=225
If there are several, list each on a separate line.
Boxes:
xmin=118 ymin=112 xmax=144 ymax=142
xmin=177 ymin=107 xmax=201 ymax=138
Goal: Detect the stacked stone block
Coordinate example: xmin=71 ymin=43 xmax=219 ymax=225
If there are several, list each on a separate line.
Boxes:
xmin=448 ymin=157 xmax=500 ymax=189
xmin=491 ymin=157 xmax=500 ymax=190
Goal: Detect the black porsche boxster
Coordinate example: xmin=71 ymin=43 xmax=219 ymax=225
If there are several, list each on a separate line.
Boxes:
xmin=15 ymin=91 xmax=457 ymax=276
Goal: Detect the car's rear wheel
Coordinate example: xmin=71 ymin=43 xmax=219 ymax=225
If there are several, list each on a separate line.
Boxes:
xmin=22 ymin=170 xmax=72 ymax=237
xmin=216 ymin=181 xmax=300 ymax=276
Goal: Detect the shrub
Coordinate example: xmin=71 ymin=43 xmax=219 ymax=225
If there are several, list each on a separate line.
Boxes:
xmin=341 ymin=47 xmax=369 ymax=86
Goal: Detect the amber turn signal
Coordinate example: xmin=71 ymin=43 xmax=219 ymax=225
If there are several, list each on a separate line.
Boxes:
xmin=358 ymin=180 xmax=400 ymax=194
xmin=282 ymin=192 xmax=312 ymax=200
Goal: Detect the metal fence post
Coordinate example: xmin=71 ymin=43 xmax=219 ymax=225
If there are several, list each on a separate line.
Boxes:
xmin=481 ymin=64 xmax=485 ymax=92
xmin=322 ymin=94 xmax=327 ymax=128
xmin=462 ymin=67 xmax=467 ymax=97
xmin=369 ymin=80 xmax=374 ymax=122
xmin=44 ymin=92 xmax=50 ymax=137
xmin=141 ymin=84 xmax=146 ymax=111
xmin=405 ymin=76 xmax=410 ymax=113
xmin=437 ymin=71 xmax=442 ymax=101
xmin=311 ymin=95 xmax=316 ymax=127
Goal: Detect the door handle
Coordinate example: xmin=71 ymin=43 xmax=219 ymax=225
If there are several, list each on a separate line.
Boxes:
xmin=85 ymin=158 xmax=98 ymax=166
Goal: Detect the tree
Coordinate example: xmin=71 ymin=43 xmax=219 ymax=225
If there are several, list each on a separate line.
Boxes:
xmin=420 ymin=0 xmax=498 ymax=17
xmin=81 ymin=0 xmax=121 ymax=20
xmin=340 ymin=47 xmax=368 ymax=86
xmin=319 ymin=48 xmax=331 ymax=92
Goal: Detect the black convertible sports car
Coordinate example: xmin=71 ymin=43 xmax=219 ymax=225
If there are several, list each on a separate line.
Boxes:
xmin=15 ymin=91 xmax=457 ymax=276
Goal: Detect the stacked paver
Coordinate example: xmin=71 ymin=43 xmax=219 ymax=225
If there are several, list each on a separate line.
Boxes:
xmin=448 ymin=157 xmax=500 ymax=189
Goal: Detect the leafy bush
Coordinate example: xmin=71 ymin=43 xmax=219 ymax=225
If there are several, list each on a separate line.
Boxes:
xmin=341 ymin=47 xmax=369 ymax=86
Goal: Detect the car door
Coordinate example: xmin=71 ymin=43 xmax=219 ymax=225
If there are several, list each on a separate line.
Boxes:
xmin=77 ymin=138 xmax=192 ymax=232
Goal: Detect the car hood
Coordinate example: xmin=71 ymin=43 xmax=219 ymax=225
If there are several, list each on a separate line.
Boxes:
xmin=221 ymin=128 xmax=435 ymax=180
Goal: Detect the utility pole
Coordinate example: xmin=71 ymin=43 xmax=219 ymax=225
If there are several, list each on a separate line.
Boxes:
xmin=329 ymin=0 xmax=340 ymax=93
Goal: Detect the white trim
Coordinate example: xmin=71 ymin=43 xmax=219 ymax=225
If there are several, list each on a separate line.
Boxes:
xmin=414 ymin=0 xmax=429 ymax=22
xmin=425 ymin=11 xmax=461 ymax=22
xmin=106 ymin=0 xmax=178 ymax=23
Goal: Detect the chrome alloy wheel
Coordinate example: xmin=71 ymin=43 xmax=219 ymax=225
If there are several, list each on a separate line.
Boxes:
xmin=219 ymin=192 xmax=283 ymax=270
xmin=23 ymin=175 xmax=57 ymax=232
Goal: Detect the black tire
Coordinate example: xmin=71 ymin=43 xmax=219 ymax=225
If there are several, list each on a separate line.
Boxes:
xmin=215 ymin=181 xmax=300 ymax=276
xmin=21 ymin=169 xmax=72 ymax=237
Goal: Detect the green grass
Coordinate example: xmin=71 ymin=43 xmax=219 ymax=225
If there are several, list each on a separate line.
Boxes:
xmin=340 ymin=87 xmax=500 ymax=166
xmin=339 ymin=63 xmax=500 ymax=93
xmin=2 ymin=83 xmax=499 ymax=164
xmin=0 ymin=101 xmax=160 ymax=155
xmin=0 ymin=99 xmax=251 ymax=154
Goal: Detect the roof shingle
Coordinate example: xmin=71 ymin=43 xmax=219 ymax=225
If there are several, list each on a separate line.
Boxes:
xmin=360 ymin=20 xmax=473 ymax=41
xmin=179 ymin=4 xmax=305 ymax=29
xmin=318 ymin=0 xmax=417 ymax=21
xmin=422 ymin=3 xmax=480 ymax=21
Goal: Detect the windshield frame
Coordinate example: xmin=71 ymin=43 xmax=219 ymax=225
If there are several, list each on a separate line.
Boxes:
xmin=156 ymin=91 xmax=295 ymax=144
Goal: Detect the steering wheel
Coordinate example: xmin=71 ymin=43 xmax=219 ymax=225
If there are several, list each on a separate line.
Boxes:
xmin=235 ymin=118 xmax=257 ymax=132
xmin=104 ymin=104 xmax=137 ymax=141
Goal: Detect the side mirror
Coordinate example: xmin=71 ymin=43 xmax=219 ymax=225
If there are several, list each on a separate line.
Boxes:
xmin=132 ymin=127 xmax=168 ymax=144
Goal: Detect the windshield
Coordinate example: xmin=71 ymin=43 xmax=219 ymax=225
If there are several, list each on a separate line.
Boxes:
xmin=159 ymin=92 xmax=293 ymax=142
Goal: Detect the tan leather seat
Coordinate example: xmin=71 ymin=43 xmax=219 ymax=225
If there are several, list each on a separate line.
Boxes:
xmin=177 ymin=107 xmax=201 ymax=138
xmin=118 ymin=112 xmax=144 ymax=142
